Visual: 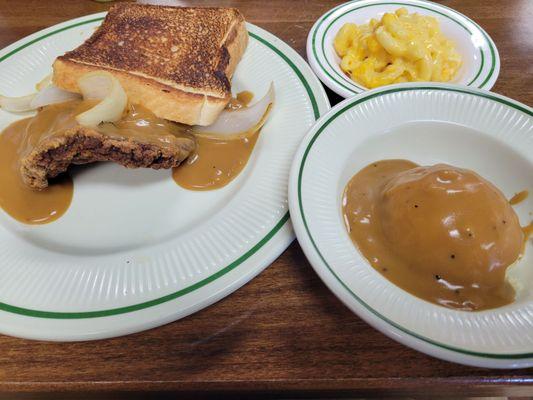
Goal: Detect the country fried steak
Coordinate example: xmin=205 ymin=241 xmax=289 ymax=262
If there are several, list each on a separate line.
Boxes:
xmin=21 ymin=125 xmax=195 ymax=190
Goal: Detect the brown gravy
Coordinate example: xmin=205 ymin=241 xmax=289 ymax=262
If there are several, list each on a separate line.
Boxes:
xmin=510 ymin=190 xmax=529 ymax=205
xmin=523 ymin=222 xmax=533 ymax=244
xmin=172 ymin=90 xmax=260 ymax=191
xmin=0 ymin=91 xmax=260 ymax=224
xmin=226 ymin=91 xmax=254 ymax=111
xmin=342 ymin=159 xmax=525 ymax=311
xmin=0 ymin=100 xmax=192 ymax=225
xmin=99 ymin=103 xmax=193 ymax=146
xmin=0 ymin=118 xmax=73 ymax=224
xmin=172 ymin=132 xmax=259 ymax=191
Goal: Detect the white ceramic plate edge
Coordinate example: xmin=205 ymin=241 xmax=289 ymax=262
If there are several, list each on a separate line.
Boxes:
xmin=0 ymin=14 xmax=331 ymax=341
xmin=306 ymin=0 xmax=501 ymax=98
xmin=288 ymin=82 xmax=532 ymax=369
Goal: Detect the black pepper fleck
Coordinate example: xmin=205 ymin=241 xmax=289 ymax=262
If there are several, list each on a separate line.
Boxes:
xmin=450 ymin=254 xmax=455 ymax=259
xmin=435 ymin=274 xmax=441 ymax=280
xmin=414 ymin=204 xmax=418 ymax=208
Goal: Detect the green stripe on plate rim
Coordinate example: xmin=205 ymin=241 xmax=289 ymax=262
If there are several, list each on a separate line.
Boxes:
xmin=297 ymin=86 xmax=532 ymax=359
xmin=312 ymin=1 xmax=496 ymax=94
xmin=0 ymin=17 xmax=320 ymax=319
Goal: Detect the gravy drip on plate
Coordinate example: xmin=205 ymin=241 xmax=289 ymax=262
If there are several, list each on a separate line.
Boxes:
xmin=0 ymin=117 xmax=73 ymax=224
xmin=172 ymin=132 xmax=258 ymax=191
xmin=523 ymin=221 xmax=533 ymax=243
xmin=509 ymin=190 xmax=529 ymax=205
xmin=342 ymin=159 xmax=525 ymax=311
xmin=172 ymin=91 xmax=259 ymax=191
xmin=0 ymin=100 xmax=192 ymax=225
xmin=226 ymin=91 xmax=254 ymax=111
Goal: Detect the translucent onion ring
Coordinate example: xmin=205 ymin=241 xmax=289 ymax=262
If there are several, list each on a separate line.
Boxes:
xmin=0 ymin=74 xmax=79 ymax=113
xmin=194 ymin=83 xmax=275 ymax=138
xmin=75 ymin=72 xmax=128 ymax=127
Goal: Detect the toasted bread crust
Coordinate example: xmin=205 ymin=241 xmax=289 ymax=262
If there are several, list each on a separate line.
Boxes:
xmin=222 ymin=16 xmax=249 ymax=80
xmin=53 ymin=58 xmax=229 ymax=126
xmin=53 ymin=3 xmax=248 ymax=125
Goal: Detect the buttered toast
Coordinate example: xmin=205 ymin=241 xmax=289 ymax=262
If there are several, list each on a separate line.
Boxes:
xmin=53 ymin=3 xmax=248 ymax=126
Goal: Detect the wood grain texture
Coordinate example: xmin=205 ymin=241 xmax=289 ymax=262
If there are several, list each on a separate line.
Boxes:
xmin=0 ymin=0 xmax=532 ymax=397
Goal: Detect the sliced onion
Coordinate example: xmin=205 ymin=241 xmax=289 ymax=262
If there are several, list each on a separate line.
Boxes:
xmin=0 ymin=93 xmax=36 ymax=112
xmin=76 ymin=71 xmax=127 ymax=127
xmin=194 ymin=83 xmax=275 ymax=137
xmin=36 ymin=74 xmax=52 ymax=91
xmin=30 ymin=85 xmax=81 ymax=109
xmin=0 ymin=73 xmax=79 ymax=112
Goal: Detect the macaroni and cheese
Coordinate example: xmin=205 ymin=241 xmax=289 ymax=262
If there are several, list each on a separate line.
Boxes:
xmin=334 ymin=8 xmax=462 ymax=88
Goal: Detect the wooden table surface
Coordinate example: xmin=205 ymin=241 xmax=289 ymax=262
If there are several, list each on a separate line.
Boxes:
xmin=0 ymin=0 xmax=532 ymax=398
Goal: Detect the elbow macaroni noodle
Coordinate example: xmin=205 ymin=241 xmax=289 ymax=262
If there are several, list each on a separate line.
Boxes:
xmin=334 ymin=8 xmax=462 ymax=88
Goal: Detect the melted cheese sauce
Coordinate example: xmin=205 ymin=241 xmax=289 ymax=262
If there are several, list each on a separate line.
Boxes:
xmin=342 ymin=160 xmax=527 ymax=311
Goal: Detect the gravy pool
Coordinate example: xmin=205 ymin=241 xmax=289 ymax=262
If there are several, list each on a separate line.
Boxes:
xmin=0 ymin=91 xmax=260 ymax=224
xmin=172 ymin=90 xmax=259 ymax=191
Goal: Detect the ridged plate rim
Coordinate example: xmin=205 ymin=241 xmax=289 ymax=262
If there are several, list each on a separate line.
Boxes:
xmin=306 ymin=0 xmax=500 ymax=98
xmin=289 ymin=82 xmax=533 ymax=368
xmin=0 ymin=12 xmax=330 ymax=339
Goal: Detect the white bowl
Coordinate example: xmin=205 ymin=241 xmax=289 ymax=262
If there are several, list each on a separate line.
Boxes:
xmin=289 ymin=83 xmax=533 ymax=368
xmin=307 ymin=0 xmax=500 ymax=97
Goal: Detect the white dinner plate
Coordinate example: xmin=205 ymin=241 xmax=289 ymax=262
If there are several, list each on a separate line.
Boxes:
xmin=307 ymin=0 xmax=500 ymax=98
xmin=0 ymin=13 xmax=330 ymax=341
xmin=289 ymin=82 xmax=533 ymax=368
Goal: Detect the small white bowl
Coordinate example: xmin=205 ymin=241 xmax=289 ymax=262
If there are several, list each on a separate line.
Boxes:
xmin=307 ymin=0 xmax=500 ymax=98
xmin=289 ymin=83 xmax=533 ymax=368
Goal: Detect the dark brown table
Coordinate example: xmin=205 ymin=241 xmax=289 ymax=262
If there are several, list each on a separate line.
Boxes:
xmin=0 ymin=0 xmax=531 ymax=398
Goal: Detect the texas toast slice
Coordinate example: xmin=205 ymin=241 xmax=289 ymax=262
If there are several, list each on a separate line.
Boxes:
xmin=53 ymin=3 xmax=248 ymax=126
